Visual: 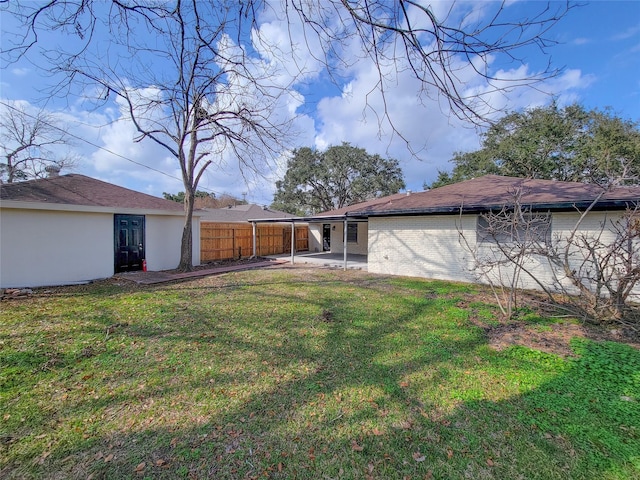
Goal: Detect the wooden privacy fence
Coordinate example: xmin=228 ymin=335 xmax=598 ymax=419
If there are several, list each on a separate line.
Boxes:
xmin=200 ymin=222 xmax=309 ymax=262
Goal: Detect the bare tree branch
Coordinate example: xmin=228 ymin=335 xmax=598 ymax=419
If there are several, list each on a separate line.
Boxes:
xmin=459 ymin=184 xmax=640 ymax=327
xmin=283 ymin=0 xmax=572 ymax=126
xmin=0 ymin=102 xmax=78 ymax=182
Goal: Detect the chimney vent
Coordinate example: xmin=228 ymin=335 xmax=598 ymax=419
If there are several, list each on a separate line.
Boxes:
xmin=45 ymin=165 xmax=61 ymax=178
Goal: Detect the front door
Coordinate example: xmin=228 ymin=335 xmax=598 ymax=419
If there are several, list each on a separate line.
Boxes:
xmin=322 ymin=224 xmax=331 ymax=251
xmin=114 ymin=214 xmax=145 ymax=273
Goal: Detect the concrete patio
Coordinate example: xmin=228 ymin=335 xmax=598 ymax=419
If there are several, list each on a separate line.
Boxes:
xmin=268 ymin=252 xmax=368 ymax=270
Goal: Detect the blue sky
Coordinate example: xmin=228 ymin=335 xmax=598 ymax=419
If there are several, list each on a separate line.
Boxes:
xmin=1 ymin=1 xmax=639 ymax=206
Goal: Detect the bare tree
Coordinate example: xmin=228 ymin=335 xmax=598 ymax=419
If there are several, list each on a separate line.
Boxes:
xmin=4 ymin=1 xmax=297 ymax=271
xmin=556 ymin=203 xmax=640 ymax=326
xmin=458 ymin=188 xmax=554 ymax=319
xmin=0 ymin=103 xmax=78 ymax=183
xmin=2 ymin=0 xmax=573 ymax=269
xmin=283 ymin=1 xmax=571 ymax=128
xmin=459 ymin=187 xmax=640 ymax=328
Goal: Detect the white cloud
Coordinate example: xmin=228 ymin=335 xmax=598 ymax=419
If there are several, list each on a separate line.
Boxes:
xmin=572 ymin=38 xmax=590 ymax=46
xmin=309 ymin=46 xmax=592 ymax=191
xmin=0 ymin=1 xmax=604 ymax=204
xmin=611 ymin=24 xmax=640 ymax=41
xmin=11 ymin=67 xmax=30 ymax=76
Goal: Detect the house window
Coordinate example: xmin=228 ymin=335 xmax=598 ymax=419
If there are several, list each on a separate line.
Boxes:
xmin=347 ymin=223 xmax=358 ymax=243
xmin=477 ymin=212 xmax=551 ymax=244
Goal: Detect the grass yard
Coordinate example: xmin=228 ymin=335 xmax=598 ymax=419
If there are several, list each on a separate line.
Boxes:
xmin=1 ymin=267 xmax=639 ymax=479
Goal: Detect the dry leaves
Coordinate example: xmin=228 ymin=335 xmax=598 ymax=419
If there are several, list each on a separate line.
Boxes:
xmin=412 ymin=451 xmax=426 ymax=462
xmin=351 ymin=440 xmax=364 ymax=451
xmin=35 ymin=450 xmax=51 ymax=465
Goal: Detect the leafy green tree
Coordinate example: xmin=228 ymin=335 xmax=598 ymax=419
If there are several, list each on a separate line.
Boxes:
xmin=163 ymin=191 xmax=214 ymax=203
xmin=163 ymin=191 xmax=246 ymax=208
xmin=428 ymin=104 xmax=640 ymax=188
xmin=272 ymin=143 xmax=405 ymax=215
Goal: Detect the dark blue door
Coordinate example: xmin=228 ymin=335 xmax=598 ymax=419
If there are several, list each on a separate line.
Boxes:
xmin=114 ymin=214 xmax=145 ymax=272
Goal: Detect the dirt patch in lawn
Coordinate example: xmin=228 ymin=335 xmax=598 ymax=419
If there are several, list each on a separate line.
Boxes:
xmin=462 ymin=290 xmax=640 ymax=357
xmin=482 ymin=321 xmax=637 ymax=357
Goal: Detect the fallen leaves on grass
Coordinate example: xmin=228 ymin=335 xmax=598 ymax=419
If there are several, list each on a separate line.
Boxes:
xmin=35 ymin=451 xmax=51 ymax=465
xmin=351 ymin=440 xmax=364 ymax=451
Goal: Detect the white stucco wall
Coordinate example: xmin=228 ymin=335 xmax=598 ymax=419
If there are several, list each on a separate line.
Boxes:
xmin=308 ymin=223 xmax=323 ymax=253
xmin=0 ymin=208 xmax=114 ymax=288
xmin=0 ymin=207 xmax=200 ymax=288
xmin=330 ymin=221 xmax=368 ymax=255
xmin=144 ymin=214 xmax=200 ymax=271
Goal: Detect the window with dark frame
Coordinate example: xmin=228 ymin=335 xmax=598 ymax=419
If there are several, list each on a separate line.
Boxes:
xmin=347 ymin=223 xmax=358 ymax=243
xmin=477 ymin=212 xmax=552 ymax=244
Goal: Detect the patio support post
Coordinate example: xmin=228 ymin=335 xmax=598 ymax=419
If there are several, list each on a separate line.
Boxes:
xmin=252 ymin=222 xmax=257 ymax=257
xmin=290 ymin=221 xmax=295 ymax=264
xmin=343 ymin=218 xmax=348 ymax=270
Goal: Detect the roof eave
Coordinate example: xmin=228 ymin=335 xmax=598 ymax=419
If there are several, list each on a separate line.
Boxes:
xmin=0 ymin=200 xmax=189 ymax=216
xmin=360 ymin=199 xmax=639 ymax=218
xmin=247 ymin=199 xmax=638 ymax=223
xmin=248 ymin=213 xmax=369 ymax=223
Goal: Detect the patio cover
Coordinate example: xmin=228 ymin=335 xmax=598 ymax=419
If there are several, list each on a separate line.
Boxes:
xmin=247 ymin=214 xmax=368 ymax=270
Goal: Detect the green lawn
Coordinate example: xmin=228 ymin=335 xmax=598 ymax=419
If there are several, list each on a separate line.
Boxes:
xmin=1 ymin=268 xmax=638 ymax=479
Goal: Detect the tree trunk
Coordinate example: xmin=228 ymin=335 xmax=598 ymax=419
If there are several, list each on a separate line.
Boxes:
xmin=177 ymin=188 xmax=195 ymax=272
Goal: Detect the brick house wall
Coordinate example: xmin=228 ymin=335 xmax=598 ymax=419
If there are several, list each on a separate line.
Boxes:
xmin=367 ymin=211 xmax=639 ymax=301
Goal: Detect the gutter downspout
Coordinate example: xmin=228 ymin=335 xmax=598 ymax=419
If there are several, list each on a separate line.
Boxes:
xmin=343 ymin=218 xmax=348 ymax=271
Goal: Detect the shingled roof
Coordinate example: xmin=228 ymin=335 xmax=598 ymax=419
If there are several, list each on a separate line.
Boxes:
xmin=200 ymin=204 xmax=296 ymax=222
xmin=320 ymin=175 xmax=640 ymax=218
xmin=0 ymin=174 xmax=185 ymax=212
